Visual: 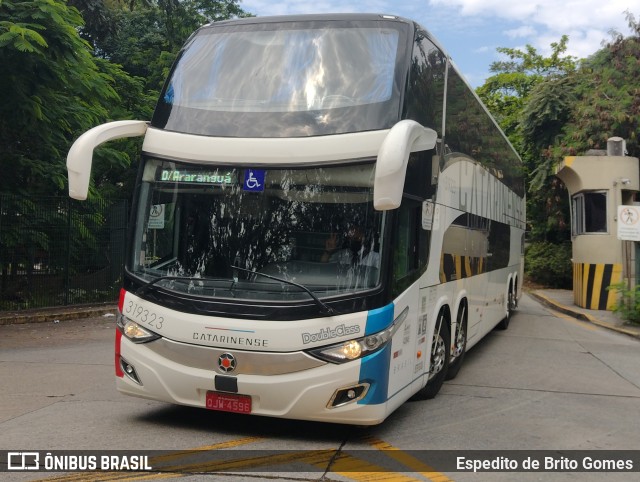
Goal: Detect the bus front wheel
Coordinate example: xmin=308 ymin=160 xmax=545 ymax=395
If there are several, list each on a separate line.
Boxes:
xmin=415 ymin=309 xmax=450 ymax=400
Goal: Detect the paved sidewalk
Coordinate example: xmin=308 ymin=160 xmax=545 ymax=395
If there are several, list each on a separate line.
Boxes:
xmin=0 ymin=303 xmax=117 ymax=325
xmin=529 ymin=289 xmax=640 ymax=340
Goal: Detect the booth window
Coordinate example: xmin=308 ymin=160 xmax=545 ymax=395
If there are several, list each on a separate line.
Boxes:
xmin=572 ymin=191 xmax=607 ymax=235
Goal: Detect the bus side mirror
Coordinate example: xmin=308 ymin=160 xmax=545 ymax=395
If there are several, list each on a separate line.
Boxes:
xmin=67 ymin=120 xmax=148 ymax=200
xmin=373 ymin=120 xmax=437 ymax=210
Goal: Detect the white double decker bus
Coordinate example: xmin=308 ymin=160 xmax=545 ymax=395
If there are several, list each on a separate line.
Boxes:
xmin=67 ymin=14 xmax=524 ymax=425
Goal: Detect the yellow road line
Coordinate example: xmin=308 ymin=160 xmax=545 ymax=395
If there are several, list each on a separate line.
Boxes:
xmin=321 ymin=453 xmax=427 ymax=482
xmin=150 ymin=436 xmax=264 ymax=463
xmin=35 ymin=437 xmax=264 ymax=482
xmin=117 ymin=449 xmax=431 ymax=482
xmin=157 ymin=449 xmax=333 ymax=473
xmin=363 ymin=436 xmax=454 ymax=482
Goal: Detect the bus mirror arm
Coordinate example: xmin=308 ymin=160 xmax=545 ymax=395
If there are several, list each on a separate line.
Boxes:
xmin=67 ymin=120 xmax=148 ymax=200
xmin=373 ymin=120 xmax=437 ymax=210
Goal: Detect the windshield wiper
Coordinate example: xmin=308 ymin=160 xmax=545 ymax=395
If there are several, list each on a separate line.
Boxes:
xmin=230 ymin=265 xmax=341 ymax=316
xmin=131 ymin=268 xmax=340 ymax=316
xmin=133 ymin=272 xmax=232 ymax=297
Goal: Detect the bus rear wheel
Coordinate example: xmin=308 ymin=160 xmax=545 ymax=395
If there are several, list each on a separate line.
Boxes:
xmin=446 ymin=301 xmax=467 ymax=380
xmin=415 ymin=309 xmax=450 ymax=400
xmin=497 ymin=283 xmax=515 ymax=330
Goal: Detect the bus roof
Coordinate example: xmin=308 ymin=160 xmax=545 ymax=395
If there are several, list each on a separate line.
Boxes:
xmin=204 ymin=13 xmax=414 ymax=28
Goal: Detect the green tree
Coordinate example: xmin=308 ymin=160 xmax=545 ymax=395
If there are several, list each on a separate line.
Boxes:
xmin=67 ymin=0 xmax=116 ymax=47
xmin=476 ymin=37 xmax=577 ymax=243
xmin=555 ymin=11 xmax=640 ymax=159
xmin=71 ymin=0 xmax=252 ymax=197
xmin=75 ymin=1 xmax=251 ymax=93
xmin=521 ymin=12 xmax=639 ymax=241
xmin=477 ymin=36 xmax=576 ymax=144
xmin=0 ymin=0 xmax=119 ymax=196
xmin=0 ymin=0 xmax=141 ymax=304
xmin=520 ymin=75 xmax=577 ymax=242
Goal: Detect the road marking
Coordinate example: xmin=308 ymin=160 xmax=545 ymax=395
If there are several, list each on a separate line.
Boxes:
xmin=149 ymin=436 xmax=264 ymax=463
xmin=31 ymin=437 xmax=264 ymax=482
xmin=363 ymin=436 xmax=454 ymax=482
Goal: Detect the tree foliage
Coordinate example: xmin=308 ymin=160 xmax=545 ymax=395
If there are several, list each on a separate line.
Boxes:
xmin=1 ymin=0 xmax=250 ymax=199
xmin=478 ymin=12 xmax=640 ymax=246
xmin=74 ymin=0 xmax=251 ymax=93
xmin=524 ymin=241 xmax=573 ymax=288
xmin=477 ymin=36 xmax=576 ymax=144
xmin=476 ymin=10 xmax=640 ymax=286
xmin=476 ymin=36 xmax=577 ymax=242
xmin=526 ymin=12 xmax=639 ymax=245
xmin=0 ymin=0 xmax=119 ymax=196
xmin=558 ymin=11 xmax=640 ymax=157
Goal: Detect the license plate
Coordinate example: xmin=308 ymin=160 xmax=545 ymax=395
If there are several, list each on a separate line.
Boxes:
xmin=205 ymin=391 xmax=252 ymax=414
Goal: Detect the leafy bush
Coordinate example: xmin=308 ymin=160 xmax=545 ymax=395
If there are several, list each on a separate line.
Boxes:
xmin=607 ymin=282 xmax=640 ymax=324
xmin=525 ymin=241 xmax=572 ymax=288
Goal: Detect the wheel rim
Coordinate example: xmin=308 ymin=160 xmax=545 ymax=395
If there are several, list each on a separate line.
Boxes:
xmin=429 ymin=327 xmax=446 ymax=379
xmin=452 ymin=331 xmax=465 ymax=359
xmin=452 ymin=306 xmax=466 ymax=359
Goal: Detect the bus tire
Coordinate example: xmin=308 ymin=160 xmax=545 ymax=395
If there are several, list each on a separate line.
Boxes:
xmin=446 ymin=300 xmax=467 ymax=381
xmin=497 ymin=283 xmax=514 ymax=330
xmin=415 ymin=309 xmax=450 ymax=400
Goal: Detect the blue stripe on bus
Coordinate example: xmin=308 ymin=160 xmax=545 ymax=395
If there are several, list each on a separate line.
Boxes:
xmin=363 ymin=303 xmax=394 ymax=335
xmin=357 ymin=303 xmax=395 ymax=405
xmin=357 ymin=344 xmax=391 ymax=405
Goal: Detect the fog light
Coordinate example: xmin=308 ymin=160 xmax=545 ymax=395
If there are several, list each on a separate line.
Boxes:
xmin=328 ymin=384 xmax=369 ymax=408
xmin=120 ymin=358 xmax=142 ymax=385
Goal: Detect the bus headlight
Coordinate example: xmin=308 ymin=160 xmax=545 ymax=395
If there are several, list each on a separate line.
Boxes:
xmin=117 ymin=315 xmax=160 ymax=343
xmin=308 ymin=307 xmax=408 ymax=364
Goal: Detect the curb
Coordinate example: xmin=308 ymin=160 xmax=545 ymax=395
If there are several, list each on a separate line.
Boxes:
xmin=529 ymin=291 xmax=640 ymax=340
xmin=0 ymin=305 xmax=118 ymax=326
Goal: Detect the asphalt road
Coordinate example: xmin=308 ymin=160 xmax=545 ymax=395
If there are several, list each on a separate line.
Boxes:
xmin=1 ymin=294 xmax=639 ymax=481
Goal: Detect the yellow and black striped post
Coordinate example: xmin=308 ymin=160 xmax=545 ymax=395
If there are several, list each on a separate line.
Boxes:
xmin=573 ymin=263 xmax=622 ymax=310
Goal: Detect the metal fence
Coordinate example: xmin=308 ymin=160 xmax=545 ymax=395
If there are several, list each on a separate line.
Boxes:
xmin=0 ymin=195 xmax=128 ymax=311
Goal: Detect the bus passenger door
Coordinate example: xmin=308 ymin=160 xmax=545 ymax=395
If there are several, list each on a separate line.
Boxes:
xmin=388 ymin=199 xmax=428 ymax=399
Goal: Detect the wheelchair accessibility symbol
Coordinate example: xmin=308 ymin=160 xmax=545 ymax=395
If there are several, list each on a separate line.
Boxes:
xmin=243 ymin=169 xmax=265 ymax=192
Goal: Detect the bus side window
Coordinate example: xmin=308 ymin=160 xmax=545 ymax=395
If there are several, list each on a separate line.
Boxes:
xmin=403 ymin=30 xmax=445 ymax=135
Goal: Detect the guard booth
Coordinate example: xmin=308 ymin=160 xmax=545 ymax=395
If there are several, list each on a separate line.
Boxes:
xmin=555 ymin=138 xmax=640 ymax=310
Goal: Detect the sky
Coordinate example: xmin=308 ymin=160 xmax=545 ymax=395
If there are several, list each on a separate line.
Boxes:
xmin=239 ymin=0 xmax=640 ymax=87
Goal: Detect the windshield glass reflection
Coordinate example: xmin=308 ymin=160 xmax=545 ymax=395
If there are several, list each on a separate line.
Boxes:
xmin=152 ymin=21 xmax=406 ymax=137
xmin=167 ymin=28 xmax=398 ymax=112
xmin=129 ymin=159 xmax=385 ymax=301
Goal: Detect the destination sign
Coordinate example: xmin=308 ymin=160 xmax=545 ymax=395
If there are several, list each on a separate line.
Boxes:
xmin=158 ymin=169 xmax=236 ymax=185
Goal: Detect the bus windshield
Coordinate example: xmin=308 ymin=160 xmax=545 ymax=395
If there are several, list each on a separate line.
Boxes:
xmin=152 ymin=21 xmax=407 ymax=137
xmin=129 ymin=158 xmax=385 ymax=302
